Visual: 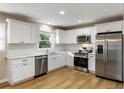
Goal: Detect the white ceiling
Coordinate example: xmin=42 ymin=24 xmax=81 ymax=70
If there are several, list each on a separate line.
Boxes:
xmin=0 ymin=3 xmax=123 ymax=27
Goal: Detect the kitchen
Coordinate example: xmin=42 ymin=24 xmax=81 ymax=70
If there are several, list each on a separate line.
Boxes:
xmin=0 ymin=3 xmax=123 ymax=89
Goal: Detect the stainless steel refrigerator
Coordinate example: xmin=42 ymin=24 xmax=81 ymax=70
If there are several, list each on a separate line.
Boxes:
xmin=96 ymin=32 xmax=123 ymax=81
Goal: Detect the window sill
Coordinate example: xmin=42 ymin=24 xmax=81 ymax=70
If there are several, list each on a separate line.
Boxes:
xmin=37 ymin=48 xmax=52 ymax=51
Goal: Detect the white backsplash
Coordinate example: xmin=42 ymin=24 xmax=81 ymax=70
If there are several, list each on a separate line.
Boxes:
xmin=64 ymin=44 xmax=79 ymax=52
xmin=7 ymin=44 xmax=37 ymax=57
xmin=54 ymin=44 xmax=65 ymax=51
xmin=7 ymin=43 xmax=95 ymax=58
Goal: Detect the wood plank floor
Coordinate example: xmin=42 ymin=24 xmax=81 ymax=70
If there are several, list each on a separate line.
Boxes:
xmin=0 ymin=67 xmax=123 ymax=89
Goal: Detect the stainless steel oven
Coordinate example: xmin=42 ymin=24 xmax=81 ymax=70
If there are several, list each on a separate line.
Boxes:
xmin=74 ymin=55 xmax=89 ymax=72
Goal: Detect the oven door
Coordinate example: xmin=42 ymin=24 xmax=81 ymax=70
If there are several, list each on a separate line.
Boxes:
xmin=74 ymin=56 xmax=88 ymax=68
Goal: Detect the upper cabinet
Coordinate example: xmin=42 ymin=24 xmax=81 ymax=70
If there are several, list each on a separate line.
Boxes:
xmin=95 ymin=21 xmax=123 ymax=34
xmin=55 ymin=27 xmax=97 ymax=44
xmin=55 ymin=29 xmax=65 ymax=44
xmin=110 ymin=21 xmax=123 ymax=32
xmin=7 ymin=19 xmax=39 ymax=44
xmin=64 ymin=30 xmax=77 ymax=44
xmin=31 ymin=24 xmax=40 ymax=43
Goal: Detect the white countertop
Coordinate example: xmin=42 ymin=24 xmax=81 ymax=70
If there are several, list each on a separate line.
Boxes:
xmin=6 ymin=51 xmax=66 ymax=59
xmin=6 ymin=53 xmax=47 ymax=59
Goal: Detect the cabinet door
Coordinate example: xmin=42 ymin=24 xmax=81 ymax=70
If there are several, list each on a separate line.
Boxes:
xmin=56 ymin=53 xmax=65 ymax=67
xmin=24 ymin=61 xmax=35 ymax=79
xmin=89 ymin=27 xmax=97 ymax=44
xmin=110 ymin=21 xmax=122 ymax=32
xmin=55 ymin=30 xmax=59 ymax=44
xmin=7 ymin=20 xmax=32 ymax=43
xmin=96 ymin=23 xmax=110 ymax=33
xmin=66 ymin=53 xmax=74 ymax=66
xmin=88 ymin=54 xmax=95 ymax=71
xmin=12 ymin=62 xmax=25 ymax=82
xmin=11 ymin=57 xmax=34 ymax=83
xmin=69 ymin=30 xmax=77 ymax=44
xmin=48 ymin=55 xmax=56 ymax=71
xmin=61 ymin=31 xmax=66 ymax=44
xmin=31 ymin=24 xmax=39 ymax=43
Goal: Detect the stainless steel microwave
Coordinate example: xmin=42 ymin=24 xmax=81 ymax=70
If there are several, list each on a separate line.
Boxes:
xmin=77 ymin=35 xmax=91 ymax=44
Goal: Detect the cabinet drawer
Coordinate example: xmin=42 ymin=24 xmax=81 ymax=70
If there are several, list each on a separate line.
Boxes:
xmin=12 ymin=57 xmax=34 ymax=64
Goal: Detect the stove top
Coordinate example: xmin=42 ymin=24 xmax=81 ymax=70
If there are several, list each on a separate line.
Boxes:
xmin=74 ymin=52 xmax=88 ymax=58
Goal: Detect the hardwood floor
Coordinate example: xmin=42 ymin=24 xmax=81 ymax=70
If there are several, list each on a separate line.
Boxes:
xmin=0 ymin=67 xmax=123 ymax=89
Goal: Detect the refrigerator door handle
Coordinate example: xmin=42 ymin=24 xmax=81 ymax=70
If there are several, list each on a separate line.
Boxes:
xmin=103 ymin=40 xmax=106 ymax=63
xmin=106 ymin=40 xmax=108 ymax=63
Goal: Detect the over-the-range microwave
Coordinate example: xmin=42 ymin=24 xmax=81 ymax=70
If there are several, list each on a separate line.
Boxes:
xmin=77 ymin=35 xmax=91 ymax=44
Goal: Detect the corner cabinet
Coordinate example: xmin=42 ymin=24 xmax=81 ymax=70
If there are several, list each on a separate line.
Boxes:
xmin=7 ymin=57 xmax=35 ymax=85
xmin=7 ymin=19 xmax=39 ymax=44
xmin=66 ymin=52 xmax=74 ymax=67
xmin=55 ymin=29 xmax=65 ymax=44
xmin=48 ymin=52 xmax=66 ymax=71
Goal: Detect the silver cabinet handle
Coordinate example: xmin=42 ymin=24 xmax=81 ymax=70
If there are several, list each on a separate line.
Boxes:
xmin=22 ymin=59 xmax=27 ymax=61
xmin=23 ymin=63 xmax=27 ymax=66
xmin=20 ymin=41 xmax=24 ymax=43
xmin=89 ymin=56 xmax=94 ymax=57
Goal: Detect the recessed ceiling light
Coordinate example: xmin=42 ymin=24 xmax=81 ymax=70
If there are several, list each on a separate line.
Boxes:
xmin=59 ymin=11 xmax=65 ymax=15
xmin=47 ymin=22 xmax=51 ymax=25
xmin=78 ymin=20 xmax=82 ymax=23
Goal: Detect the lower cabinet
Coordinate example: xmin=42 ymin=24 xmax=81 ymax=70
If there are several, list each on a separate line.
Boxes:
xmin=48 ymin=52 xmax=66 ymax=71
xmin=66 ymin=52 xmax=74 ymax=67
xmin=7 ymin=57 xmax=35 ymax=85
xmin=88 ymin=54 xmax=95 ymax=72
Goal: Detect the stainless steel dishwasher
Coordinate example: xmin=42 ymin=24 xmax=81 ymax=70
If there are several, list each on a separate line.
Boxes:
xmin=35 ymin=55 xmax=48 ymax=77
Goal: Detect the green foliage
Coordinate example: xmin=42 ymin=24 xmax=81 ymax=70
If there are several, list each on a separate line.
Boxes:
xmin=39 ymin=33 xmax=51 ymax=48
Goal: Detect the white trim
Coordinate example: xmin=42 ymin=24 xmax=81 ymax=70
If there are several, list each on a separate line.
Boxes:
xmin=0 ymin=78 xmax=8 ymax=83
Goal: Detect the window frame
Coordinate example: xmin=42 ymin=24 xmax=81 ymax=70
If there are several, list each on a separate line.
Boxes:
xmin=38 ymin=31 xmax=55 ymax=50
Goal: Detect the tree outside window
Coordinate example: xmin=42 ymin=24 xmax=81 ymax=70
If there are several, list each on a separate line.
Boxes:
xmin=39 ymin=32 xmax=55 ymax=48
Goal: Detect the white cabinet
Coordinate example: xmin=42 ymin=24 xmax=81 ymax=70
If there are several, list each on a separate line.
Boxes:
xmin=95 ymin=23 xmax=110 ymax=33
xmin=7 ymin=19 xmax=39 ymax=44
xmin=31 ymin=24 xmax=40 ymax=43
xmin=95 ymin=21 xmax=123 ymax=33
xmin=88 ymin=53 xmax=95 ymax=72
xmin=55 ymin=29 xmax=65 ymax=44
xmin=66 ymin=52 xmax=74 ymax=67
xmin=7 ymin=57 xmax=35 ymax=85
xmin=48 ymin=52 xmax=65 ymax=71
xmin=89 ymin=27 xmax=97 ymax=44
xmin=7 ymin=19 xmax=32 ymax=43
xmin=55 ymin=29 xmax=78 ymax=44
xmin=65 ymin=30 xmax=77 ymax=44
xmin=110 ymin=21 xmax=123 ymax=32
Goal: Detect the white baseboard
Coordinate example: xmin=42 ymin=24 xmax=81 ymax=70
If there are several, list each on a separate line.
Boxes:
xmin=0 ymin=79 xmax=7 ymax=83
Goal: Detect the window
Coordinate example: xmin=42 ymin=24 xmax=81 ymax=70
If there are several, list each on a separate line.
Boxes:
xmin=0 ymin=23 xmax=6 ymax=53
xmin=39 ymin=31 xmax=55 ymax=49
